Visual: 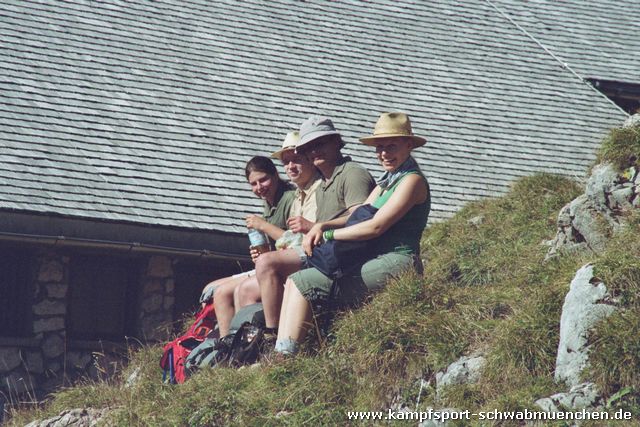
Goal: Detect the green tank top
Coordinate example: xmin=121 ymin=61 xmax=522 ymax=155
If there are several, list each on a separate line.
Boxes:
xmin=370 ymin=170 xmax=430 ymax=255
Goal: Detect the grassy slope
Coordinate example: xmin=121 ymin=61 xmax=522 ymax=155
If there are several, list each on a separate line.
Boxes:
xmin=8 ymin=161 xmax=640 ymax=425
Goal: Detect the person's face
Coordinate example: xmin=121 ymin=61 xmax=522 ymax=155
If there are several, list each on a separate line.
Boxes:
xmin=247 ymin=170 xmax=277 ymax=202
xmin=297 ymin=136 xmax=340 ymax=168
xmin=281 ymin=150 xmax=314 ymax=186
xmin=374 ymin=137 xmax=413 ymax=172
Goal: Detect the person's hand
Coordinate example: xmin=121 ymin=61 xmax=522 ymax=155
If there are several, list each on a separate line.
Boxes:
xmin=199 ymin=284 xmax=216 ymax=308
xmin=246 ymin=214 xmax=267 ymax=231
xmin=287 ymin=216 xmax=314 ymax=234
xmin=249 ymin=247 xmax=261 ymax=263
xmin=303 ymin=223 xmax=324 ymax=256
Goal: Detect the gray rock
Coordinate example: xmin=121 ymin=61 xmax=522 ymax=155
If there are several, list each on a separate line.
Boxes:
xmin=436 ymin=353 xmax=486 ymax=395
xmin=139 ymin=312 xmax=170 ymax=341
xmin=555 ymin=265 xmax=617 ymax=387
xmin=609 ymin=186 xmax=634 ymax=210
xmin=467 ymin=215 xmax=484 ymax=226
xmin=622 ymin=113 xmax=640 ymax=128
xmin=42 ymin=334 xmax=65 ymax=359
xmin=33 ymin=317 xmax=65 ymax=334
xmin=165 ymin=278 xmax=175 ymax=293
xmin=585 ymin=164 xmax=618 ymax=212
xmin=556 ymin=204 xmax=572 ymax=227
xmin=66 ymin=351 xmax=92 ymax=370
xmin=535 ymin=382 xmax=600 ymax=412
xmin=147 ymin=256 xmax=173 ymax=278
xmin=143 ymin=278 xmax=164 ymax=296
xmin=24 ymin=408 xmax=108 ymax=427
xmin=124 ymin=367 xmax=141 ymax=388
xmin=25 ymin=351 xmax=44 ymax=374
xmin=569 ymin=196 xmax=609 ymax=252
xmin=33 ymin=300 xmax=66 ymax=316
xmin=46 ymin=283 xmax=68 ymax=299
xmin=38 ymin=259 xmax=65 ymax=283
xmin=163 ymin=295 xmax=175 ymax=310
xmin=0 ymin=348 xmax=21 ymax=372
xmin=141 ymin=294 xmax=163 ymax=313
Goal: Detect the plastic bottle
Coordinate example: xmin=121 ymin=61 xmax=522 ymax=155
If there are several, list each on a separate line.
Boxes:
xmin=248 ymin=228 xmax=271 ymax=254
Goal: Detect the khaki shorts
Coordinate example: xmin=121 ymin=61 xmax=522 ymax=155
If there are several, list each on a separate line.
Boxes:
xmin=290 ymin=252 xmax=419 ymax=307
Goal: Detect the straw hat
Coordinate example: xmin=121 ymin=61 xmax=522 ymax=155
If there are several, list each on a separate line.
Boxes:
xmin=271 ymin=131 xmax=300 ymax=160
xmin=359 ymin=112 xmax=426 ymax=147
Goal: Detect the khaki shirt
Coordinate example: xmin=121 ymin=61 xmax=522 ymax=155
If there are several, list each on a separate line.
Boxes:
xmin=290 ymin=174 xmax=322 ymax=222
xmin=315 ymin=157 xmax=375 ymax=222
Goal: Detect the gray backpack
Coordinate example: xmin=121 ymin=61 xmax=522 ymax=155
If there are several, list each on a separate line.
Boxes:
xmin=185 ymin=303 xmax=265 ymax=370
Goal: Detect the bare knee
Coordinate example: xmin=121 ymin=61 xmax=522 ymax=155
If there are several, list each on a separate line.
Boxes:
xmin=235 ymin=279 xmax=260 ymax=307
xmin=213 ymin=283 xmax=234 ymax=306
xmin=255 ymin=251 xmax=278 ymax=274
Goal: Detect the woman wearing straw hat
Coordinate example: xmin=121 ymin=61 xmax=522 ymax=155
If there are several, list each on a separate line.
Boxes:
xmin=273 ymin=112 xmax=431 ymax=357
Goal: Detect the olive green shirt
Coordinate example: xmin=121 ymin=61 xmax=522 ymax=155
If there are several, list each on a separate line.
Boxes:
xmin=263 ymin=181 xmax=296 ymax=229
xmin=315 ymin=157 xmax=375 ymax=222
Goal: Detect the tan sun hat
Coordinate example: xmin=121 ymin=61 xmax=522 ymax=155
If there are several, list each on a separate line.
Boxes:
xmin=271 ymin=131 xmax=300 ymax=160
xmin=359 ymin=112 xmax=426 ymax=147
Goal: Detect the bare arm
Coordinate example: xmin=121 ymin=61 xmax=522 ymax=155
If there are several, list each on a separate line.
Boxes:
xmin=245 ymin=214 xmax=285 ymax=241
xmin=332 ymin=175 xmax=427 ymax=241
xmin=286 ymin=216 xmax=315 ymax=234
xmin=302 ymin=203 xmax=364 ymax=255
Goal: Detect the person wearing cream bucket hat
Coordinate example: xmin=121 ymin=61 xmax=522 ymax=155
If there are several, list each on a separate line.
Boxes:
xmin=255 ymin=117 xmax=375 ymax=337
xmin=272 ymin=112 xmax=430 ymax=357
xmin=271 ymin=131 xmax=300 ymax=160
xmin=359 ymin=112 xmax=426 ymax=147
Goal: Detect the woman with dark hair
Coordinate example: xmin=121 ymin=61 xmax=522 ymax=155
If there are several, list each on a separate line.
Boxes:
xmin=200 ymin=154 xmax=295 ymax=336
xmin=273 ymin=112 xmax=431 ymax=356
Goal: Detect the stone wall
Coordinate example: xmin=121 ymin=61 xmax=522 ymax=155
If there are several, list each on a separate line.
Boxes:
xmin=138 ymin=256 xmax=176 ymax=341
xmin=0 ymin=249 xmax=177 ymax=401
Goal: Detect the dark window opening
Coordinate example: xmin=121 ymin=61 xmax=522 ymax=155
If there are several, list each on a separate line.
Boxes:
xmin=173 ymin=257 xmax=250 ymax=321
xmin=67 ymin=254 xmax=141 ymax=341
xmin=587 ymin=78 xmax=640 ymax=115
xmin=0 ymin=245 xmax=34 ymax=337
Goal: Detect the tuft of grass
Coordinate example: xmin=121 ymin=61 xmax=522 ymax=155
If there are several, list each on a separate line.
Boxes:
xmin=596 ymin=125 xmax=640 ymax=171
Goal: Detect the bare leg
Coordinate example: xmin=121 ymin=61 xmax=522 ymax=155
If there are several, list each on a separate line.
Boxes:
xmin=276 ymin=278 xmax=312 ymax=345
xmin=201 ymin=274 xmax=247 ymax=308
xmin=212 ymin=275 xmax=248 ymax=336
xmin=234 ymin=275 xmax=261 ymax=309
xmin=255 ymin=249 xmax=302 ymax=329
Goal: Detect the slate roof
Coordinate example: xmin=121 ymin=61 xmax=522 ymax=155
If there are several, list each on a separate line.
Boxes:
xmin=493 ymin=0 xmax=640 ymax=84
xmin=0 ymin=0 xmax=632 ymax=251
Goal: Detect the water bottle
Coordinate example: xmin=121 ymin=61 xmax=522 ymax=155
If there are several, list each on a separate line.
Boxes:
xmin=248 ymin=228 xmax=271 ymax=255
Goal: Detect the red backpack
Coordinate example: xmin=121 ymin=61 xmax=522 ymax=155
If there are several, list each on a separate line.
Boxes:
xmin=160 ymin=301 xmax=217 ymax=384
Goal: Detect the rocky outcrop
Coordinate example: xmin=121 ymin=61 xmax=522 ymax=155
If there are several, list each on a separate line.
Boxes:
xmin=554 ymin=265 xmax=617 ymax=387
xmin=545 ymin=163 xmax=638 ymax=259
xmin=546 ymin=115 xmax=639 ymax=260
xmin=24 ymin=408 xmax=108 ymax=427
xmin=535 ymin=382 xmax=601 ymax=413
xmin=537 ymin=247 xmax=619 ymax=415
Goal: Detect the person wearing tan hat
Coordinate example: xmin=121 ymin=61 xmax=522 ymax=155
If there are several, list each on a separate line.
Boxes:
xmin=273 ymin=112 xmax=431 ymax=356
xmin=199 ymin=131 xmax=318 ymax=337
xmin=232 ymin=132 xmax=323 ymax=316
xmin=256 ymin=116 xmax=375 ymax=337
